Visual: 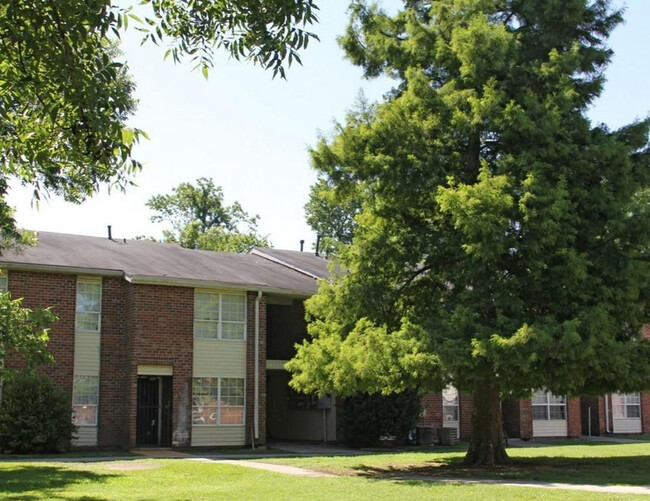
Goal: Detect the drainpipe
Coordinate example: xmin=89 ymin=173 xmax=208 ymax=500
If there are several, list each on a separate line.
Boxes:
xmin=254 ymin=291 xmax=262 ymax=441
xmin=604 ymin=394 xmax=611 ymax=433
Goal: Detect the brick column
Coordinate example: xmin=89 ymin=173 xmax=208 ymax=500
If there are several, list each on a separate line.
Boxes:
xmin=459 ymin=392 xmax=474 ymax=440
xmin=567 ymin=397 xmax=581 ymax=437
xmin=519 ymin=399 xmax=533 ymax=439
xmin=642 ymin=392 xmax=650 ymax=433
xmin=418 ymin=393 xmax=442 ymax=428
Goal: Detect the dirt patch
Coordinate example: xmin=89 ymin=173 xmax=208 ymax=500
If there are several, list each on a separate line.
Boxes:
xmin=106 ymin=461 xmax=162 ymax=471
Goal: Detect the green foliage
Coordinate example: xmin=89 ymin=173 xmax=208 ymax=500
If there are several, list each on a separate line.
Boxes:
xmin=341 ymin=390 xmax=421 ymax=447
xmin=290 ymin=0 xmax=650 ymax=452
xmin=0 ymin=370 xmax=76 ymax=453
xmin=0 ymin=292 xmax=57 ymax=370
xmin=146 ymin=177 xmax=269 ymax=252
xmin=0 ymin=0 xmax=318 ymax=249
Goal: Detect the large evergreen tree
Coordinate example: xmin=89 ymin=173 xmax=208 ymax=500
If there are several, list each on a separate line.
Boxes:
xmin=287 ymin=0 xmax=650 ymax=465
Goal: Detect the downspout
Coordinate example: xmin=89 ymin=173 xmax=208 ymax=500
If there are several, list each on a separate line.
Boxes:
xmin=254 ymin=291 xmax=262 ymax=441
xmin=604 ymin=394 xmax=611 ymax=434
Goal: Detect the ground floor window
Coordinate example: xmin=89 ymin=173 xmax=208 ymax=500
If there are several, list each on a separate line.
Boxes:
xmin=192 ymin=377 xmax=245 ymax=426
xmin=442 ymin=385 xmax=459 ymax=423
xmin=612 ymin=392 xmax=641 ymax=419
xmin=72 ymin=375 xmax=99 ymax=425
xmin=532 ymin=390 xmax=566 ymax=420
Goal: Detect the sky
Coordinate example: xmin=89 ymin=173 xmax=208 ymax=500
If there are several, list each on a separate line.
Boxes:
xmin=6 ymin=0 xmax=650 ymax=251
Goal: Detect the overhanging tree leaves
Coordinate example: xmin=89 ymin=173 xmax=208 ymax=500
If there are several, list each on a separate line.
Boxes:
xmin=147 ymin=177 xmax=269 ymax=252
xmin=287 ymin=0 xmax=650 ymax=466
xmin=0 ymin=0 xmax=319 ymax=248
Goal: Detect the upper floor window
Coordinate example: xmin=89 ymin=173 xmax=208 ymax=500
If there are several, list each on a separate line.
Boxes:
xmin=76 ymin=279 xmax=102 ymax=332
xmin=612 ymin=392 xmax=641 ymax=419
xmin=194 ymin=291 xmax=246 ymax=340
xmin=0 ymin=274 xmax=7 ymax=293
xmin=532 ymin=390 xmax=566 ymax=420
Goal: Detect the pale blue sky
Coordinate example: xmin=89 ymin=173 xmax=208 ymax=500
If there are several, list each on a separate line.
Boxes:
xmin=7 ymin=0 xmax=650 ymax=250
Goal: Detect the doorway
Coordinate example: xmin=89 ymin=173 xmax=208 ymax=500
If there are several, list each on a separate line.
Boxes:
xmin=136 ymin=376 xmax=172 ymax=446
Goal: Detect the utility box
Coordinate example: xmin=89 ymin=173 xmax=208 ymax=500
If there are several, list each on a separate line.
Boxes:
xmin=416 ymin=426 xmax=435 ymax=446
xmin=437 ymin=427 xmax=459 ymax=446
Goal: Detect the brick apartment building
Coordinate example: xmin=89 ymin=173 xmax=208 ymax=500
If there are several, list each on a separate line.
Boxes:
xmin=1 ymin=231 xmax=648 ymax=449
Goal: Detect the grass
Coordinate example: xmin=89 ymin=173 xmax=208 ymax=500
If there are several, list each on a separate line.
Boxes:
xmin=0 ymin=458 xmax=641 ymax=501
xmin=261 ymin=441 xmax=650 ymax=487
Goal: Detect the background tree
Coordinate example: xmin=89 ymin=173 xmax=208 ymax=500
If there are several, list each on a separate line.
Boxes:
xmin=288 ymin=0 xmax=650 ymax=466
xmin=147 ymin=177 xmax=269 ymax=252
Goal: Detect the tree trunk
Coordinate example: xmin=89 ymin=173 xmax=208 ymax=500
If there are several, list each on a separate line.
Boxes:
xmin=463 ymin=381 xmax=509 ymax=466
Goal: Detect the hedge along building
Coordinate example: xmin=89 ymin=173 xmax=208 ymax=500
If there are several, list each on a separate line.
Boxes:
xmin=0 ymin=231 xmax=335 ymax=448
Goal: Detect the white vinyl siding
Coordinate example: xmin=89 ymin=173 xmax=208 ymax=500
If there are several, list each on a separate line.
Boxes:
xmin=532 ymin=390 xmax=567 ymax=437
xmin=193 ymin=339 xmax=246 ymax=377
xmin=73 ymin=278 xmax=101 ymax=446
xmin=191 ymin=426 xmax=246 ymax=446
xmin=73 ymin=426 xmax=98 ymax=447
xmin=612 ymin=393 xmax=642 ymax=433
xmin=73 ymin=333 xmax=100 ymax=375
xmin=194 ymin=291 xmax=246 ymax=341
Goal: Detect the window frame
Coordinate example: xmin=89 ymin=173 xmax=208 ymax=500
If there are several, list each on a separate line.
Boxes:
xmin=72 ymin=375 xmax=99 ymax=426
xmin=192 ymin=376 xmax=246 ymax=427
xmin=612 ymin=392 xmax=641 ymax=419
xmin=75 ymin=278 xmax=102 ymax=333
xmin=193 ymin=290 xmax=247 ymax=341
xmin=442 ymin=385 xmax=459 ymax=423
xmin=0 ymin=273 xmax=7 ymax=293
xmin=532 ymin=390 xmax=566 ymax=421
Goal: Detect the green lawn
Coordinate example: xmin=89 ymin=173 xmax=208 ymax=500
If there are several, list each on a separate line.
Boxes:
xmin=0 ymin=458 xmax=640 ymax=501
xmin=261 ymin=442 xmax=650 ymax=486
xmin=1 ymin=442 xmax=648 ymax=500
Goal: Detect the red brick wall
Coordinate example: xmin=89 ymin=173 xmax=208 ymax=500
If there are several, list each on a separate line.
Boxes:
xmin=6 ymin=271 xmax=77 ymax=395
xmin=125 ymin=283 xmax=194 ymax=448
xmin=97 ymin=278 xmax=127 ymax=447
xmin=418 ymin=393 xmax=442 ymax=428
xmin=459 ymin=392 xmax=474 ymax=440
xmin=567 ymin=397 xmax=581 ymax=437
xmin=246 ymin=292 xmax=267 ymax=446
xmin=642 ymin=392 xmax=650 ymax=433
xmin=519 ymin=399 xmax=533 ymax=439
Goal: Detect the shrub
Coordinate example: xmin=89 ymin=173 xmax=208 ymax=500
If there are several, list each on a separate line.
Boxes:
xmin=0 ymin=371 xmax=77 ymax=453
xmin=342 ymin=390 xmax=421 ymax=447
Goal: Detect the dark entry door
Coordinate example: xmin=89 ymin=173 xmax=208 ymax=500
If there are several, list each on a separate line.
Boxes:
xmin=137 ymin=376 xmax=172 ymax=446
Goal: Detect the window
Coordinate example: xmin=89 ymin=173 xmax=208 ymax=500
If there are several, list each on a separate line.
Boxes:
xmin=612 ymin=393 xmax=641 ymax=419
xmin=194 ymin=292 xmax=246 ymax=340
xmin=192 ymin=377 xmax=245 ymax=426
xmin=76 ymin=279 xmax=102 ymax=332
xmin=442 ymin=385 xmax=459 ymax=422
xmin=72 ymin=376 xmax=99 ymax=425
xmin=532 ymin=390 xmax=566 ymax=420
xmin=0 ymin=274 xmax=7 ymax=293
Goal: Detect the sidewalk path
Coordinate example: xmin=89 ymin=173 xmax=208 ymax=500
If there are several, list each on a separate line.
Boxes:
xmin=397 ymin=476 xmax=650 ymax=496
xmin=188 ymin=458 xmax=335 ymax=477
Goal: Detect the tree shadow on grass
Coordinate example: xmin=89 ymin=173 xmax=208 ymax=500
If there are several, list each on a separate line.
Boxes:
xmin=0 ymin=465 xmax=116 ymax=500
xmin=348 ymin=454 xmax=650 ymax=487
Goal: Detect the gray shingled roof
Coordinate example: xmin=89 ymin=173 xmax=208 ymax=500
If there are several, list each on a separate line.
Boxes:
xmin=0 ymin=232 xmax=320 ymax=295
xmin=250 ymin=247 xmax=329 ymax=279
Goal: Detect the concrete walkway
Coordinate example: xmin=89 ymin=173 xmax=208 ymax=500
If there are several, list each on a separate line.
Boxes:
xmin=189 ymin=458 xmax=335 ymax=477
xmin=396 ymin=476 xmax=650 ymax=496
